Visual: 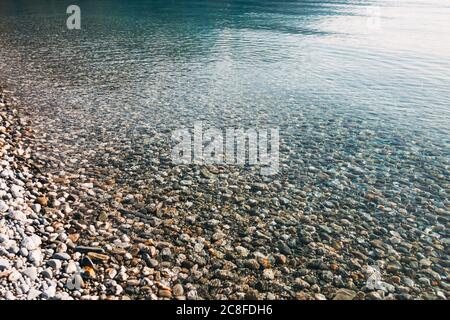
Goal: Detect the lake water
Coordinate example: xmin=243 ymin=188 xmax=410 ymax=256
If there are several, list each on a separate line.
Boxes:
xmin=1 ymin=0 xmax=449 ymax=300
xmin=1 ymin=0 xmax=448 ymax=202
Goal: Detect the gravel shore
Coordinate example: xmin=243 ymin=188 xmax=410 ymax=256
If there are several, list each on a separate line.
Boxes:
xmin=0 ymin=87 xmax=448 ymax=300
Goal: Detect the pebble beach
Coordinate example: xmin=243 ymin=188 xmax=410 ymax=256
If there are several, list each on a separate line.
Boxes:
xmin=0 ymin=87 xmax=448 ymax=300
xmin=0 ymin=0 xmax=449 ymax=301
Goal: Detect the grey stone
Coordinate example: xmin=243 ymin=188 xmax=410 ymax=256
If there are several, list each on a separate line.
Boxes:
xmin=47 ymin=259 xmax=62 ymax=270
xmin=0 ymin=258 xmax=10 ymax=271
xmin=52 ymin=252 xmax=71 ymax=261
xmin=41 ymin=268 xmax=53 ymax=279
xmin=66 ymin=274 xmax=84 ymax=290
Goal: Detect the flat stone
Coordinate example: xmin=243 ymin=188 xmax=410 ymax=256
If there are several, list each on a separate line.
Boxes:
xmin=75 ymin=246 xmax=105 ymax=253
xmin=159 ymin=289 xmax=172 ymax=298
xmin=386 ymin=261 xmax=402 ymax=273
xmin=22 ymin=266 xmax=38 ymax=281
xmin=366 ymin=291 xmax=383 ymax=300
xmin=27 ymin=288 xmax=42 ymax=300
xmin=333 ymin=289 xmax=357 ymax=300
xmin=87 ymin=252 xmax=109 ymax=263
xmin=53 ymin=252 xmax=71 ymax=260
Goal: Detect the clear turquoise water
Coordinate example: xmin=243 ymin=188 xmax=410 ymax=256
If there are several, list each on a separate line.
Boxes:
xmin=1 ymin=0 xmax=449 ymax=129
xmin=0 ymin=0 xmax=448 ymax=197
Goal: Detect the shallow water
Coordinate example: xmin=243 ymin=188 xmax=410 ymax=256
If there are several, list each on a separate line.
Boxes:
xmin=0 ymin=0 xmax=448 ymax=202
xmin=1 ymin=0 xmax=450 ymax=301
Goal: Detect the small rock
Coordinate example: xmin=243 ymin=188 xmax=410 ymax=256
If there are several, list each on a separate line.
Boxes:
xmin=366 ymin=291 xmax=383 ymax=300
xmin=67 ymin=274 xmax=85 ymax=290
xmin=36 ymin=196 xmax=48 ymax=207
xmin=9 ymin=211 xmax=27 ymax=221
xmin=173 ymin=284 xmax=184 ymax=296
xmin=65 ymin=261 xmax=77 ymax=274
xmin=27 ymin=288 xmax=42 ymax=300
xmin=333 ymin=289 xmax=357 ymax=300
xmin=0 ymin=200 xmax=8 ymax=213
xmin=21 ymin=236 xmax=41 ymax=251
xmin=28 ymin=250 xmax=43 ymax=266
xmin=22 ymin=266 xmax=38 ymax=281
xmin=87 ymin=252 xmax=109 ymax=263
xmin=159 ymin=289 xmax=172 ymax=298
xmin=263 ymin=269 xmax=275 ymax=280
xmin=8 ymin=270 xmax=21 ymax=282
xmin=53 ymin=252 xmax=71 ymax=261
xmin=212 ymin=232 xmax=225 ymax=241
xmin=386 ymin=261 xmax=402 ymax=273
xmin=43 ymin=285 xmax=56 ymax=299
xmin=41 ymin=268 xmax=53 ymax=279
xmin=0 ymin=258 xmax=10 ymax=271
xmin=47 ymin=259 xmax=62 ymax=270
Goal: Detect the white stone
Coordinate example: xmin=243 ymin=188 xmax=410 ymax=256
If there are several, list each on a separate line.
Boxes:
xmin=43 ymin=285 xmax=56 ymax=299
xmin=22 ymin=266 xmax=38 ymax=281
xmin=0 ymin=200 xmax=8 ymax=213
xmin=65 ymin=261 xmax=77 ymax=274
xmin=9 ymin=211 xmax=27 ymax=221
xmin=0 ymin=257 xmax=10 ymax=270
xmin=21 ymin=235 xmax=41 ymax=251
xmin=27 ymin=288 xmax=42 ymax=300
xmin=28 ymin=249 xmax=43 ymax=266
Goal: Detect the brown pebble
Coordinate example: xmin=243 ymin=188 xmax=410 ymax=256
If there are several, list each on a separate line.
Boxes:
xmin=87 ymin=252 xmax=110 ymax=263
xmin=37 ymin=196 xmax=48 ymax=207
xmin=68 ymin=233 xmax=80 ymax=243
xmin=158 ymin=289 xmax=172 ymax=298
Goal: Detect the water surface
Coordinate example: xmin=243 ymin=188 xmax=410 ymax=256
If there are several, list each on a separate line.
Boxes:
xmin=0 ymin=0 xmax=448 ymax=214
